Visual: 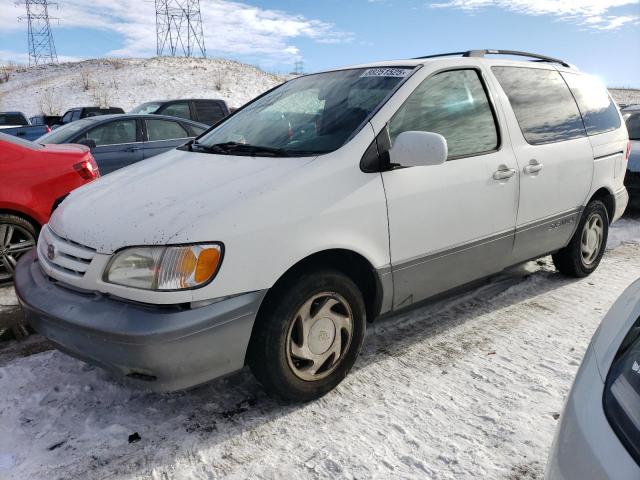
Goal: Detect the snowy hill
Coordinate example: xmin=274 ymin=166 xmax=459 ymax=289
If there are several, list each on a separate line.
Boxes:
xmin=0 ymin=57 xmax=286 ymax=117
xmin=0 ymin=57 xmax=638 ymax=118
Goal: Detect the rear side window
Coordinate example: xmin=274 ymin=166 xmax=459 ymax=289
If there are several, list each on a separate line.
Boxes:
xmin=195 ymin=101 xmax=225 ymax=124
xmin=562 ymin=73 xmax=621 ymax=136
xmin=0 ymin=113 xmax=28 ymax=126
xmin=159 ymin=102 xmax=191 ymax=120
xmin=145 ymin=119 xmax=189 ymax=141
xmin=627 ymin=113 xmax=640 ymax=140
xmin=388 ymin=69 xmax=499 ymax=158
xmin=71 ymin=110 xmax=82 ymax=121
xmin=492 ymin=67 xmax=585 ymax=145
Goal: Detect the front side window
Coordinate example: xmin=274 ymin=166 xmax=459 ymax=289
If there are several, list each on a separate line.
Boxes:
xmin=388 ymin=69 xmax=499 ymax=159
xmin=492 ymin=66 xmax=586 ymax=145
xmin=195 ymin=101 xmax=225 ymax=124
xmin=146 ymin=119 xmax=189 ymax=141
xmin=84 ymin=119 xmax=137 ymax=146
xmin=195 ymin=67 xmax=413 ymax=156
xmin=159 ymin=102 xmax=191 ymax=120
xmin=562 ymin=73 xmax=621 ymax=136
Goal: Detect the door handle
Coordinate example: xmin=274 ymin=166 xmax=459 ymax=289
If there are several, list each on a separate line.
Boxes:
xmin=493 ymin=166 xmax=517 ymax=180
xmin=523 ymin=160 xmax=543 ymax=175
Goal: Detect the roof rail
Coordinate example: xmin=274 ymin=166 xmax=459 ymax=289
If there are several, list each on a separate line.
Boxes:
xmin=414 ymin=49 xmax=573 ymax=68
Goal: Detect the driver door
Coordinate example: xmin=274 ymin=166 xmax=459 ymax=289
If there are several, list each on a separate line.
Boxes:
xmin=381 ymin=68 xmax=519 ymax=308
xmin=79 ymin=118 xmax=143 ymax=175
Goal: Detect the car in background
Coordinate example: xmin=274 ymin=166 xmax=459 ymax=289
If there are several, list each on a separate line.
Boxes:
xmin=546 ymin=278 xmax=640 ymax=479
xmin=129 ymin=99 xmax=229 ymax=126
xmin=29 ymin=114 xmax=62 ymax=129
xmin=58 ymin=106 xmax=125 ymax=126
xmin=0 ymin=132 xmax=99 ymax=282
xmin=0 ymin=112 xmax=50 ymax=141
xmin=36 ymin=114 xmax=208 ymax=175
xmin=623 ymin=106 xmax=640 ymax=208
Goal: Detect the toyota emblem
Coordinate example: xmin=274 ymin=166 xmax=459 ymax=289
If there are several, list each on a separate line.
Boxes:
xmin=47 ymin=244 xmax=56 ymax=260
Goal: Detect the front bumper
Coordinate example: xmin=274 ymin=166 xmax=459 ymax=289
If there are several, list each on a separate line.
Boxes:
xmin=14 ymin=250 xmax=266 ymax=392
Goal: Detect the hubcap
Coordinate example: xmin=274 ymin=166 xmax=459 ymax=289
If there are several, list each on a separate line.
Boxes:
xmin=286 ymin=292 xmax=353 ymax=381
xmin=0 ymin=223 xmax=36 ymax=281
xmin=580 ymin=213 xmax=604 ymax=266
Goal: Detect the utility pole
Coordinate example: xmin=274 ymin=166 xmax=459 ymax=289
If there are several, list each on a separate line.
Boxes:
xmin=155 ymin=0 xmax=206 ymax=58
xmin=18 ymin=0 xmax=59 ymax=66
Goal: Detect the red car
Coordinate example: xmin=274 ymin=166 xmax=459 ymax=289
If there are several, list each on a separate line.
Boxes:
xmin=0 ymin=132 xmax=99 ymax=282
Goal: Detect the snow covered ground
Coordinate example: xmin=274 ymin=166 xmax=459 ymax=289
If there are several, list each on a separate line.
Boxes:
xmin=0 ymin=213 xmax=639 ymax=480
xmin=0 ymin=57 xmax=285 ymax=117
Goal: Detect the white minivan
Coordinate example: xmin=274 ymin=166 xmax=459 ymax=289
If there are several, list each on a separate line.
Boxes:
xmin=15 ymin=50 xmax=630 ymax=401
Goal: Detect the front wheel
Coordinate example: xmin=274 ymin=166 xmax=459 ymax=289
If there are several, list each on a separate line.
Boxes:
xmin=248 ymin=269 xmax=366 ymax=402
xmin=552 ymin=200 xmax=609 ymax=278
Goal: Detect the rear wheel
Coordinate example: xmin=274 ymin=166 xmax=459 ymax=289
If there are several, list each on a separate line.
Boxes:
xmin=248 ymin=269 xmax=366 ymax=402
xmin=552 ymin=200 xmax=609 ymax=278
xmin=0 ymin=214 xmax=37 ymax=283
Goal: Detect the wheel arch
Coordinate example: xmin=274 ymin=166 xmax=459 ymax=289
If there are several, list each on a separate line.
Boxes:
xmin=0 ymin=208 xmax=42 ymax=233
xmin=588 ymin=187 xmax=615 ymax=223
xmin=246 ymin=248 xmax=386 ymax=364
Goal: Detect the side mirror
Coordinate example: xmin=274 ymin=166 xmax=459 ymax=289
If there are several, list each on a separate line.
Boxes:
xmin=77 ymin=138 xmax=97 ymax=150
xmin=389 ymin=131 xmax=448 ymax=168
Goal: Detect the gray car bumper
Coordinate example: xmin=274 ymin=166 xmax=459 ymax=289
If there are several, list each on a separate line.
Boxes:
xmin=14 ymin=250 xmax=266 ymax=392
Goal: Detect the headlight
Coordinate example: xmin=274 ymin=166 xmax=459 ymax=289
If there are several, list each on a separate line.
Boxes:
xmin=603 ymin=316 xmax=640 ymax=464
xmin=104 ymin=244 xmax=223 ymax=291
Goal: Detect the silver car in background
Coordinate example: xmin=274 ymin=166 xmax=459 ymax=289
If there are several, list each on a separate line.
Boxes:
xmin=546 ymin=279 xmax=640 ymax=479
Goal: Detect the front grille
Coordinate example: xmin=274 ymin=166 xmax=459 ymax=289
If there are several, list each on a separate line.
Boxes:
xmin=38 ymin=225 xmax=96 ymax=277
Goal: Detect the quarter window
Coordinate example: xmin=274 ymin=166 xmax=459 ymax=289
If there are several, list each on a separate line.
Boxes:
xmin=84 ymin=119 xmax=137 ymax=146
xmin=562 ymin=73 xmax=621 ymax=136
xmin=146 ymin=119 xmax=189 ymax=141
xmin=388 ymin=69 xmax=499 ymax=158
xmin=492 ymin=67 xmax=585 ymax=145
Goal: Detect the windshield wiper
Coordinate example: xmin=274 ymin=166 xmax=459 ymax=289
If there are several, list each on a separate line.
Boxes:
xmin=193 ymin=141 xmax=290 ymax=157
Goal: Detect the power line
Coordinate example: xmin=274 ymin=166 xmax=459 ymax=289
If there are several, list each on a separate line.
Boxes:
xmin=18 ymin=0 xmax=59 ymax=66
xmin=155 ymin=0 xmax=206 ymax=58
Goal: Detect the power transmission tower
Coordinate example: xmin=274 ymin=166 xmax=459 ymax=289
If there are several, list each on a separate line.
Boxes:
xmin=18 ymin=0 xmax=59 ymax=66
xmin=155 ymin=0 xmax=206 ymax=58
xmin=293 ymin=60 xmax=304 ymax=75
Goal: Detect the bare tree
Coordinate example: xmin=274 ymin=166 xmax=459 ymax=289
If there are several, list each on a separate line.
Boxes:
xmin=213 ymin=68 xmax=224 ymax=91
xmin=80 ymin=69 xmax=92 ymax=91
xmin=91 ymin=83 xmax=112 ymax=108
xmin=39 ymin=88 xmax=61 ymax=115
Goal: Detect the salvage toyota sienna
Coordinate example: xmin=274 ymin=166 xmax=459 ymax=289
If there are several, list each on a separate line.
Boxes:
xmin=15 ymin=50 xmax=630 ymax=401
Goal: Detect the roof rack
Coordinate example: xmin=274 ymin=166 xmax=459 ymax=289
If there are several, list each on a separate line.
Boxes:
xmin=414 ymin=50 xmax=573 ymax=68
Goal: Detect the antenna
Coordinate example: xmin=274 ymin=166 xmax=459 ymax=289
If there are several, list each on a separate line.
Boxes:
xmin=18 ymin=0 xmax=59 ymax=66
xmin=155 ymin=0 xmax=206 ymax=58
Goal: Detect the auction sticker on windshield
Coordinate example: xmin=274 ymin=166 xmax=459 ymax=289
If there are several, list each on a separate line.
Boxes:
xmin=360 ymin=68 xmax=411 ymax=78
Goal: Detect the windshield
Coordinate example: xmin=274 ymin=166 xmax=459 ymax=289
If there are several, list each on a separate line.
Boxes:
xmin=37 ymin=119 xmax=93 ymax=144
xmin=194 ymin=67 xmax=414 ymax=156
xmin=130 ymin=102 xmax=162 ymax=114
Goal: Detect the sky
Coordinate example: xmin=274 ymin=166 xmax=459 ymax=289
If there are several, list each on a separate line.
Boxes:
xmin=0 ymin=0 xmax=638 ymax=87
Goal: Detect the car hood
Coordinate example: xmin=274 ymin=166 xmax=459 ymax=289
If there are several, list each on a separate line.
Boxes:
xmin=49 ymin=148 xmax=316 ymax=253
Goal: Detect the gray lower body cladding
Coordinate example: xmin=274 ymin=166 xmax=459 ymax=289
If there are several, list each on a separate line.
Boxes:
xmin=390 ymin=208 xmax=582 ymax=309
xmin=14 ymin=250 xmax=266 ymax=392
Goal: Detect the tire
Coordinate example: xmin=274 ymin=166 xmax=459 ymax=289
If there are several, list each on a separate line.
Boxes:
xmin=0 ymin=214 xmax=38 ymax=284
xmin=248 ymin=269 xmax=366 ymax=402
xmin=552 ymin=200 xmax=609 ymax=278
